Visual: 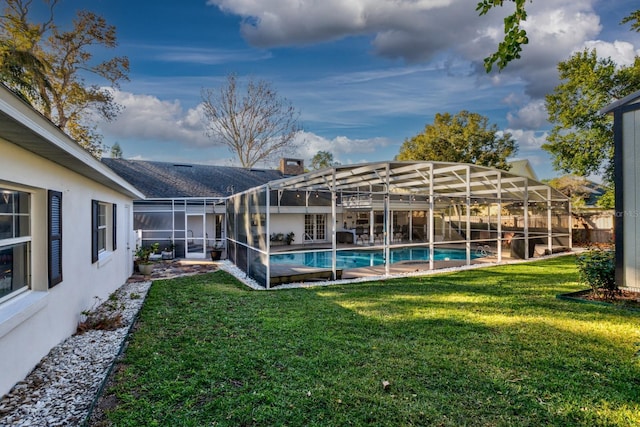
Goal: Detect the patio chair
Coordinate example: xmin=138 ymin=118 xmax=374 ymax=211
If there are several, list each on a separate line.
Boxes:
xmin=355 ymin=226 xmax=368 ymax=244
xmin=393 ymin=226 xmax=404 ymax=242
xmin=374 ymin=225 xmax=384 ymax=243
xmin=401 ymin=224 xmax=409 ymax=241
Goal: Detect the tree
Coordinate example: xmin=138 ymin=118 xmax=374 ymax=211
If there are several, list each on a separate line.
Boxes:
xmin=543 ymin=49 xmax=640 ymax=184
xmin=476 ymin=1 xmax=640 ymax=72
xmin=109 ymin=142 xmax=123 ymax=158
xmin=200 ymin=74 xmax=301 ymax=168
xmin=0 ymin=42 xmax=51 ymax=107
xmin=396 ymin=110 xmax=517 ymax=170
xmin=310 ymin=151 xmax=339 ymax=170
xmin=0 ymin=0 xmax=129 ymax=157
xmin=476 ymin=0 xmax=529 ymax=72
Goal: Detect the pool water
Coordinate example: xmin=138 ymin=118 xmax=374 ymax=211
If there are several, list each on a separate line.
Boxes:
xmin=270 ymin=247 xmax=482 ymax=269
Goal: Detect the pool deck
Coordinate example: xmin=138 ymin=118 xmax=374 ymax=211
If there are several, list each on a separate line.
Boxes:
xmin=341 ymin=257 xmax=500 ymax=279
xmin=264 ymin=241 xmax=571 ymax=284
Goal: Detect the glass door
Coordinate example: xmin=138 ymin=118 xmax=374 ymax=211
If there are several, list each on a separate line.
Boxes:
xmin=186 ymin=213 xmax=205 ymax=258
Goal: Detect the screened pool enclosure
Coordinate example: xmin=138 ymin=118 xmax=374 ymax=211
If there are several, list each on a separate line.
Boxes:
xmin=134 ymin=198 xmax=226 ymax=259
xmin=226 ymin=161 xmax=571 ymax=288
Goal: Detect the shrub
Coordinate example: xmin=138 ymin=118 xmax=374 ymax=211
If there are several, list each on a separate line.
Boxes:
xmin=76 ymin=295 xmax=125 ymax=334
xmin=575 ymin=249 xmax=617 ymax=299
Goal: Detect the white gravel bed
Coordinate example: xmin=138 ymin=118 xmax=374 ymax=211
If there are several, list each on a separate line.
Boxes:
xmin=0 ymin=280 xmax=151 ymax=427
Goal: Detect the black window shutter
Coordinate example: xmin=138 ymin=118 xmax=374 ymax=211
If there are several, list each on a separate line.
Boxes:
xmin=48 ymin=190 xmax=63 ymax=287
xmin=91 ymin=200 xmax=99 ymax=263
xmin=112 ymin=204 xmax=117 ymax=251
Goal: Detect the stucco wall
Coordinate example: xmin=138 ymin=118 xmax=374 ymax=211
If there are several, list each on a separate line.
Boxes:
xmin=0 ymin=138 xmax=135 ymax=397
xmin=270 ymin=214 xmax=306 ymax=245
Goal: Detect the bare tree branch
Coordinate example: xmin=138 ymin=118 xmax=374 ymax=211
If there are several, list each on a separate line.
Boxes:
xmin=201 ymin=74 xmax=301 ymax=168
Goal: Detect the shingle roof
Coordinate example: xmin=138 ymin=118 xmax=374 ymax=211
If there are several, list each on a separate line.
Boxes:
xmin=102 ymin=159 xmax=285 ymax=198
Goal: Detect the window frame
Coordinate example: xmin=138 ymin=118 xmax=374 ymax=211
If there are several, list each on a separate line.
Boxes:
xmin=92 ymin=200 xmax=117 ymax=264
xmin=97 ymin=202 xmax=107 ymax=254
xmin=0 ymin=187 xmax=32 ymax=302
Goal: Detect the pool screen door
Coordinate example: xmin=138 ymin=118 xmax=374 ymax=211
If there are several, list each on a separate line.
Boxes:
xmin=186 ymin=213 xmax=205 ymax=258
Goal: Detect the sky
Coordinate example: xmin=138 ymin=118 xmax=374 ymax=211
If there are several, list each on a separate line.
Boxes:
xmin=45 ymin=0 xmax=640 ymax=180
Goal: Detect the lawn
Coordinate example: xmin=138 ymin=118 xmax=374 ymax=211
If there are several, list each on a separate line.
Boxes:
xmin=100 ymin=256 xmax=640 ymax=426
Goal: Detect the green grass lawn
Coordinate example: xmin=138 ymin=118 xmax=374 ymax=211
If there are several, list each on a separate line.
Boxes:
xmin=101 ymin=256 xmax=640 ymax=426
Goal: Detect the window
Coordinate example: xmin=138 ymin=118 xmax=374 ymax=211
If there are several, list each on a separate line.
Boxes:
xmin=92 ymin=200 xmax=117 ymax=263
xmin=0 ymin=188 xmax=31 ymax=301
xmin=304 ymin=214 xmax=326 ymax=242
xmin=97 ymin=202 xmax=107 ymax=253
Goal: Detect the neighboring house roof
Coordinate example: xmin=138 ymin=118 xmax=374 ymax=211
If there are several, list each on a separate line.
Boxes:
xmin=102 ymin=158 xmax=286 ymax=198
xmin=581 ymin=180 xmax=607 ymax=207
xmin=507 ymin=159 xmax=538 ymax=181
xmin=0 ymin=84 xmax=144 ymax=199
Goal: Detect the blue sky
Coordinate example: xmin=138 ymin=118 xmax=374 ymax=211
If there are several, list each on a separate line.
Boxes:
xmin=49 ymin=0 xmax=640 ymax=180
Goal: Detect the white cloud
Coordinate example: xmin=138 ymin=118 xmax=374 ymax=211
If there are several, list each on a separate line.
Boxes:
xmin=148 ymin=45 xmax=273 ymax=65
xmin=99 ymin=91 xmax=211 ymax=147
xmin=208 ymin=0 xmax=455 ymax=50
xmin=99 ymin=92 xmax=397 ymax=166
xmin=467 ymin=1 xmax=603 ymax=98
xmin=206 ymin=0 xmax=604 ymax=101
xmin=506 ymin=100 xmax=548 ymax=130
xmin=506 ymin=129 xmax=549 ymax=151
xmin=293 ymin=131 xmax=393 ymax=163
xmin=583 ymin=40 xmax=640 ymax=66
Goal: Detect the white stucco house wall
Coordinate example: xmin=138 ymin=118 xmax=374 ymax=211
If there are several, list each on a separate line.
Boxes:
xmin=0 ymin=84 xmax=144 ymax=397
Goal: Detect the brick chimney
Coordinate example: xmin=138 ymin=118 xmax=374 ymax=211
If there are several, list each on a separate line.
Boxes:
xmin=279 ymin=158 xmax=304 ymax=175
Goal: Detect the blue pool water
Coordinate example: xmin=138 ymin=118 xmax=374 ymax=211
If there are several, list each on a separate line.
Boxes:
xmin=271 ymin=247 xmax=481 ymax=269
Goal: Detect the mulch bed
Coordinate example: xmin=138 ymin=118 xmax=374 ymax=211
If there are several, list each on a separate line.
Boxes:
xmin=128 ymin=259 xmax=218 ymax=282
xmin=558 ymin=288 xmax=640 ymax=311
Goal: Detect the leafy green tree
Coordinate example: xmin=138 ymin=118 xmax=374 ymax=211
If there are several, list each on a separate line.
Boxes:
xmin=0 ymin=0 xmax=129 ymax=157
xmin=201 ymin=74 xmax=301 ymax=168
xmin=396 ymin=110 xmax=517 ymax=170
xmin=596 ymin=186 xmax=615 ymax=209
xmin=621 ymin=10 xmax=640 ymax=32
xmin=310 ymin=151 xmax=339 ymax=170
xmin=543 ymin=49 xmax=640 ymax=184
xmin=110 ymin=142 xmax=123 ymax=158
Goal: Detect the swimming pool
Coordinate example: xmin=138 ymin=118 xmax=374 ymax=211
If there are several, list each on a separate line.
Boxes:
xmin=270 ymin=247 xmax=482 ymax=269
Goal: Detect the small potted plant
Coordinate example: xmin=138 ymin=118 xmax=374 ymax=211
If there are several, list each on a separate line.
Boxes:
xmin=285 ymin=232 xmax=295 ymax=245
xmin=270 ymin=232 xmax=285 ymax=246
xmin=135 ymin=243 xmax=159 ymax=276
xmin=210 ymin=241 xmax=224 ymax=261
xmin=161 ymin=241 xmax=175 ymax=260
